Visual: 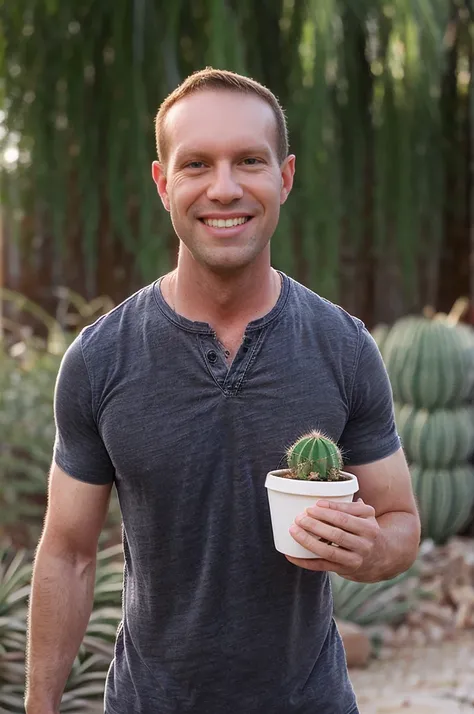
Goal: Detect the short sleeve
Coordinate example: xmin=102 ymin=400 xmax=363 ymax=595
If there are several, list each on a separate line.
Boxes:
xmin=53 ymin=334 xmax=115 ymax=484
xmin=339 ymin=326 xmax=401 ymax=466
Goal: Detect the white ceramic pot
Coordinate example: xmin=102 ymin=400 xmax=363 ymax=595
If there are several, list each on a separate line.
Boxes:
xmin=265 ymin=469 xmax=359 ymax=559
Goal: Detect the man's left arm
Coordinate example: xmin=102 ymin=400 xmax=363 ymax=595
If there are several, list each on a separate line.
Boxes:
xmin=287 ymin=325 xmax=421 ymax=582
xmin=287 ymin=448 xmax=421 ymax=582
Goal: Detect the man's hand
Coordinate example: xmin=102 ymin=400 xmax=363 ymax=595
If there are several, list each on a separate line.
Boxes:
xmin=287 ymin=498 xmax=381 ymax=581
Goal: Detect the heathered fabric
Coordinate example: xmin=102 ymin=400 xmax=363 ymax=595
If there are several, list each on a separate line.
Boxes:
xmin=53 ymin=272 xmax=400 ymax=714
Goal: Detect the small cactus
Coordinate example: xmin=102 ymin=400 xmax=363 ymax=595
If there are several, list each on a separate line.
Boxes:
xmin=285 ymin=430 xmax=344 ymax=481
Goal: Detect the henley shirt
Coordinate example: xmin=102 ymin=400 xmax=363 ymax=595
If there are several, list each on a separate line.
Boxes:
xmin=53 ymin=272 xmax=400 ymax=713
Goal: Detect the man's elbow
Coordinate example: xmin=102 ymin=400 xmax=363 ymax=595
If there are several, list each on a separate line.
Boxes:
xmin=395 ymin=509 xmax=422 ymax=575
xmin=408 ymin=508 xmax=422 ymax=563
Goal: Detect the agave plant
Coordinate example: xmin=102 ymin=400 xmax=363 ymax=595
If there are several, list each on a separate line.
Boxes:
xmin=0 ymin=545 xmax=32 ymax=713
xmin=0 ymin=542 xmax=123 ymax=714
xmin=82 ymin=545 xmax=124 ymax=657
xmin=330 ymin=566 xmax=423 ymax=628
xmin=60 ymin=654 xmax=111 ymax=714
xmin=56 ymin=545 xmax=123 ymax=714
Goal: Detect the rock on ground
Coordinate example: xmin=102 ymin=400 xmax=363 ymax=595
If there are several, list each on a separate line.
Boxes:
xmin=336 ymin=619 xmax=372 ymax=668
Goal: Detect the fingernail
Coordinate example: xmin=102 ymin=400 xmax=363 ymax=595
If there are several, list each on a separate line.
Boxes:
xmin=289 ymin=525 xmax=299 ymax=534
xmin=316 ymin=500 xmax=329 ymax=508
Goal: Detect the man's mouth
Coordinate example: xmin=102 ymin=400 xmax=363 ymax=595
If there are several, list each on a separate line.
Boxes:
xmin=199 ymin=216 xmax=252 ymax=229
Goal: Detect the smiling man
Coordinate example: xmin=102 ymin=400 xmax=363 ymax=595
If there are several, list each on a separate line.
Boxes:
xmin=25 ymin=68 xmax=421 ymax=714
xmin=152 ymin=77 xmax=295 ymax=355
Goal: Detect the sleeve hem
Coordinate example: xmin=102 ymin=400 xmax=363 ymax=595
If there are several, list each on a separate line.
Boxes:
xmin=342 ymin=435 xmax=402 ymax=467
xmin=54 ymin=454 xmax=115 ymax=486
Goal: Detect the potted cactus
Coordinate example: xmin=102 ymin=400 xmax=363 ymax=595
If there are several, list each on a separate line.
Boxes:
xmin=265 ymin=431 xmax=359 ymax=559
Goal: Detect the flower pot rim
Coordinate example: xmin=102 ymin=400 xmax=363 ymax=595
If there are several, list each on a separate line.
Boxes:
xmin=265 ymin=469 xmax=359 ymax=496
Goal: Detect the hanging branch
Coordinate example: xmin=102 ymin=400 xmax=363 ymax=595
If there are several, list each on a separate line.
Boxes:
xmin=0 ymin=0 xmax=467 ymax=322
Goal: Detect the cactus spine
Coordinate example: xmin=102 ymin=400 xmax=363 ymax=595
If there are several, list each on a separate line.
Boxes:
xmin=285 ymin=430 xmax=344 ymax=481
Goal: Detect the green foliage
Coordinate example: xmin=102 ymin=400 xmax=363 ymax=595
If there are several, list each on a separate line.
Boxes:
xmin=0 ymin=342 xmax=63 ymax=538
xmin=1 ymin=1 xmax=469 ymax=302
xmin=286 ymin=430 xmax=343 ymax=481
xmin=0 ymin=543 xmax=123 ymax=714
xmin=0 ymin=289 xmax=120 ymax=548
xmin=0 ymin=289 xmax=124 ymax=710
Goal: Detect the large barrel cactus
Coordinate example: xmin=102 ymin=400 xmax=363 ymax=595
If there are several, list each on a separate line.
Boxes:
xmin=410 ymin=465 xmax=474 ymax=542
xmin=383 ymin=316 xmax=474 ymax=410
xmin=394 ymin=404 xmax=474 ymax=468
xmin=375 ymin=305 xmax=474 ymax=544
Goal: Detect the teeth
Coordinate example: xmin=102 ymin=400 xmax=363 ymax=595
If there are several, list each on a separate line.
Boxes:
xmin=203 ymin=217 xmax=249 ymax=228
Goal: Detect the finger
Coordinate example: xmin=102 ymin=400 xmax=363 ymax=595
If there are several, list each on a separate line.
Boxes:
xmin=285 ymin=555 xmax=338 ymax=572
xmin=289 ymin=525 xmax=363 ymax=568
xmin=285 ymin=555 xmax=360 ymax=579
xmin=314 ymin=499 xmax=375 ymax=517
xmin=305 ymin=505 xmax=376 ymax=538
xmin=294 ymin=513 xmax=365 ymax=553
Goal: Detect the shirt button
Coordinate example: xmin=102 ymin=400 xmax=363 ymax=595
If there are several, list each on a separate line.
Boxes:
xmin=243 ymin=336 xmax=252 ymax=345
xmin=207 ymin=350 xmax=218 ymax=364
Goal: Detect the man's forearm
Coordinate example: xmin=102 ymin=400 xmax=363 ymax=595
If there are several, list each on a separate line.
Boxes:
xmin=363 ymin=510 xmax=421 ymax=583
xmin=25 ymin=542 xmax=96 ymax=714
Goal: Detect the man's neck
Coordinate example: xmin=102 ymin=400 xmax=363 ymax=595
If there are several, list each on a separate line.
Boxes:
xmin=164 ymin=255 xmax=281 ymax=332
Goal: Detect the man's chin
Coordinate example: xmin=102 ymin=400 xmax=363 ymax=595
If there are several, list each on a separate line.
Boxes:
xmin=192 ymin=250 xmax=262 ymax=276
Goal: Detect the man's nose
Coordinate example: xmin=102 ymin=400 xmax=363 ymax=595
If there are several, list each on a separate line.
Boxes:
xmin=206 ymin=164 xmax=244 ymax=203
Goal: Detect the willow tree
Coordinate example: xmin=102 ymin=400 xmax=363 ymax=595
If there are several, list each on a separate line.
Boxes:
xmin=1 ymin=0 xmax=472 ymax=324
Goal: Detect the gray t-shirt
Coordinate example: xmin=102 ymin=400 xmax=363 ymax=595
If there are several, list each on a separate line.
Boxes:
xmin=53 ymin=272 xmax=400 ymax=714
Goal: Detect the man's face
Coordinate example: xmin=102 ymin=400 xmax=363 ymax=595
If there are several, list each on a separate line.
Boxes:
xmin=152 ymin=90 xmax=295 ymax=274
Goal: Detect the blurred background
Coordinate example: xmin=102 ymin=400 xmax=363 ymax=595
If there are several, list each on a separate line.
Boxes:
xmin=1 ymin=2 xmax=474 ymax=713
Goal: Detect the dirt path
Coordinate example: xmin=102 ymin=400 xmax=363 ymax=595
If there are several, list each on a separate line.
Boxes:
xmin=350 ymin=632 xmax=474 ymax=713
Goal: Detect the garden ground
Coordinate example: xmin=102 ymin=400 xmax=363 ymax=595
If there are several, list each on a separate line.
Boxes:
xmin=350 ymin=631 xmax=474 ymax=713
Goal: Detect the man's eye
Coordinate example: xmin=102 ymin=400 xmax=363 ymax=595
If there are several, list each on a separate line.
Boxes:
xmin=186 ymin=161 xmax=205 ymax=169
xmin=242 ymin=158 xmax=262 ymax=166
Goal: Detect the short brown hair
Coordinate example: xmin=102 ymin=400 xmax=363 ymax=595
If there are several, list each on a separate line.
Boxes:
xmin=154 ymin=67 xmax=289 ymax=165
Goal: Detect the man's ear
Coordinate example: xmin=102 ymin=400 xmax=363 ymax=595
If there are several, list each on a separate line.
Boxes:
xmin=152 ymin=160 xmax=170 ymax=212
xmin=279 ymin=154 xmax=296 ymax=205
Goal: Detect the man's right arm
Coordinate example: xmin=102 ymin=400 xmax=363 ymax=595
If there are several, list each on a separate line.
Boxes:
xmin=24 ymin=463 xmax=113 ymax=714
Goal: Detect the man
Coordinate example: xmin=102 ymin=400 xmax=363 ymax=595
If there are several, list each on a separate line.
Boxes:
xmin=25 ymin=68 xmax=420 ymax=714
